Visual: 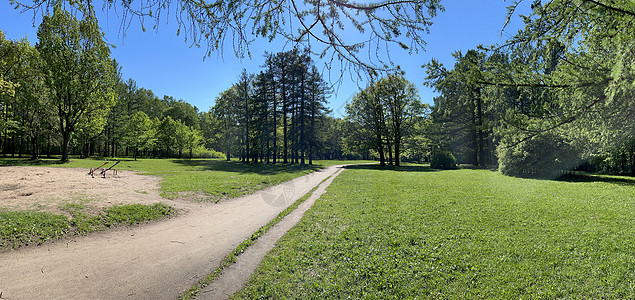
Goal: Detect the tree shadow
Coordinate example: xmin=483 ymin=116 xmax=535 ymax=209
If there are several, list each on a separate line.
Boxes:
xmin=0 ymin=158 xmax=65 ymax=166
xmin=0 ymin=157 xmax=130 ymax=167
xmin=171 ymin=159 xmax=324 ymax=175
xmin=556 ymin=173 xmax=635 ymax=186
xmin=344 ymin=164 xmax=438 ymax=172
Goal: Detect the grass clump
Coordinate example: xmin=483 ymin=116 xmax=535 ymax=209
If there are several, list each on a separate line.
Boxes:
xmin=234 ymin=165 xmax=635 ymax=299
xmin=0 ymin=203 xmax=176 ymax=251
xmin=102 ymin=203 xmax=175 ymax=226
xmin=0 ymin=211 xmax=70 ymax=249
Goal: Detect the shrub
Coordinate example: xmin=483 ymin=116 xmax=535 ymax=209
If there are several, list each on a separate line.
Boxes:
xmin=431 ymin=149 xmax=457 ymax=170
xmin=189 ymin=146 xmax=227 ymax=159
xmin=497 ymin=133 xmax=582 ymax=178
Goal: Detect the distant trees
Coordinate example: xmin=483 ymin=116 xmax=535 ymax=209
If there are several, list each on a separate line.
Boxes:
xmin=345 ymin=73 xmax=427 ymax=166
xmin=212 ymin=50 xmax=331 ymax=164
xmin=0 ymin=22 xmax=216 ymax=160
xmin=122 ymin=111 xmax=155 ymax=160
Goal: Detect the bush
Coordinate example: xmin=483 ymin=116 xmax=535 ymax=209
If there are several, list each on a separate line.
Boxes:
xmin=189 ymin=146 xmax=227 ymax=159
xmin=431 ymin=149 xmax=457 ymax=170
xmin=497 ymin=133 xmax=582 ymax=178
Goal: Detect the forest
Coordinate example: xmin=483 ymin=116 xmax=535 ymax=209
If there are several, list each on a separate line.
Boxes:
xmin=1 ymin=0 xmax=634 ymax=177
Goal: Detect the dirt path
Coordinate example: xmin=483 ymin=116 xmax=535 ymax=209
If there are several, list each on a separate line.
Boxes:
xmin=0 ymin=165 xmax=345 ymax=300
xmin=197 ymin=167 xmax=344 ymax=299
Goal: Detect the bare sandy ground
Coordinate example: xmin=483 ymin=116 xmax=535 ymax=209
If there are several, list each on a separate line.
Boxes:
xmin=0 ymin=165 xmax=344 ymax=299
xmin=0 ymin=166 xmax=170 ymax=216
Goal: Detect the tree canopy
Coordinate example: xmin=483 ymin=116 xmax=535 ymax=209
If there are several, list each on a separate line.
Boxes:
xmin=11 ymin=0 xmax=442 ymax=77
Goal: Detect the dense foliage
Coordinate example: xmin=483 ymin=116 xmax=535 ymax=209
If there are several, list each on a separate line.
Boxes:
xmin=344 ymin=73 xmax=430 ymax=166
xmin=211 ymin=50 xmax=332 ymax=164
xmin=425 ymin=0 xmax=634 ymax=176
xmin=430 ymin=148 xmax=457 ymax=170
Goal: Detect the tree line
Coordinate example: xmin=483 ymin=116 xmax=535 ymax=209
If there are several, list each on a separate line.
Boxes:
xmin=211 ymin=50 xmax=331 ymax=165
xmin=2 ymin=1 xmax=633 ymax=178
xmin=0 ymin=7 xmax=350 ymax=163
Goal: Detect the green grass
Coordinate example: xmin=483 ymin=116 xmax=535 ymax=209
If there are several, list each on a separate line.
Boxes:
xmin=0 ymin=203 xmax=176 ymax=250
xmin=0 ymin=157 xmax=370 ymax=201
xmin=234 ymin=165 xmax=635 ymax=299
xmin=0 ymin=211 xmax=71 ymax=249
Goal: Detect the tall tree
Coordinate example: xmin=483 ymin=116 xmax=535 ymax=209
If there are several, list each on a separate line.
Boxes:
xmin=346 ymin=83 xmax=387 ymax=165
xmin=425 ymin=50 xmax=493 ymax=167
xmin=36 ymin=6 xmax=116 ymax=162
xmin=213 ymin=86 xmax=239 ymax=161
xmin=375 ymin=73 xmax=424 ymax=166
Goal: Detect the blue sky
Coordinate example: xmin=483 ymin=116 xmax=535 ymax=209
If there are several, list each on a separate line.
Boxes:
xmin=0 ymin=1 xmax=530 ymax=117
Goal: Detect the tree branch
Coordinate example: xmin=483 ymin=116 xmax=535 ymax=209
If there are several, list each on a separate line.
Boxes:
xmin=582 ymin=0 xmax=635 ymax=17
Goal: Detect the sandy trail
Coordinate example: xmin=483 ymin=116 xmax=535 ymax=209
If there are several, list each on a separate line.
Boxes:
xmin=0 ymin=165 xmax=344 ymax=300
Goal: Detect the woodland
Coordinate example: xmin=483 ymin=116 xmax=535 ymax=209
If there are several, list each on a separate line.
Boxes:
xmin=0 ymin=0 xmax=633 ymax=178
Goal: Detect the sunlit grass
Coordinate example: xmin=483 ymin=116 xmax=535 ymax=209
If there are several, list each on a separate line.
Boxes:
xmin=235 ymin=165 xmax=635 ymax=299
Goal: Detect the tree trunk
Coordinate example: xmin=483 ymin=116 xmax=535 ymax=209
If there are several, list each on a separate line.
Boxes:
xmin=61 ymin=131 xmax=71 ymax=162
xmin=476 ymin=88 xmax=484 ymax=168
xmin=394 ymin=129 xmax=401 ymax=166
xmin=282 ymin=80 xmax=288 ymax=164
xmin=30 ymin=134 xmax=39 ymax=160
xmin=377 ymin=132 xmax=385 ymax=166
xmin=387 ymin=139 xmax=393 ymax=166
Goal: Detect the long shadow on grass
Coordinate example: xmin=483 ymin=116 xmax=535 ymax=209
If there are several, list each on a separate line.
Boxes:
xmin=171 ymin=159 xmax=324 ymax=175
xmin=0 ymin=158 xmax=67 ymax=166
xmin=344 ymin=164 xmax=438 ymax=172
xmin=556 ymin=173 xmax=635 ymax=186
xmin=0 ymin=157 xmax=132 ymax=167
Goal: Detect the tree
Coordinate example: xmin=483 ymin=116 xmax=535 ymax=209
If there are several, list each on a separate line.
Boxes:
xmin=374 ymin=73 xmax=424 ymax=166
xmin=236 ymin=69 xmax=253 ymax=162
xmin=346 ymin=72 xmax=424 ymax=166
xmin=488 ymin=0 xmax=634 ymax=173
xmin=36 ymin=6 xmax=116 ymax=162
xmin=122 ymin=111 xmax=155 ymax=160
xmin=157 ymin=115 xmax=179 ymax=157
xmin=181 ymin=126 xmax=203 ymax=159
xmin=424 ymin=50 xmax=495 ymax=167
xmin=346 ymin=83 xmax=387 ymax=165
xmin=162 ymin=97 xmax=200 ymax=129
xmin=213 ymin=86 xmax=239 ymax=161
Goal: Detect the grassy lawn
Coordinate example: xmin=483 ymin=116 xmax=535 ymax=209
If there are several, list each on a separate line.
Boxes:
xmin=234 ymin=165 xmax=635 ymax=299
xmin=0 ymin=157 xmax=367 ymax=201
